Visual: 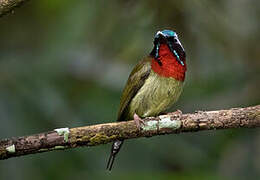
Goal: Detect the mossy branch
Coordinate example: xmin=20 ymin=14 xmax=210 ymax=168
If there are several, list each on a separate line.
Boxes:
xmin=0 ymin=0 xmax=28 ymax=17
xmin=0 ymin=105 xmax=259 ymax=160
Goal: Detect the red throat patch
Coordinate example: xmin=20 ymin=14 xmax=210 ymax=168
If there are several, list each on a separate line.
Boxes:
xmin=151 ymin=44 xmax=187 ymax=81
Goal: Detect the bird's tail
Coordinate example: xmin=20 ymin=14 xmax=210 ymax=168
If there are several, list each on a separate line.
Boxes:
xmin=106 ymin=140 xmax=124 ymax=171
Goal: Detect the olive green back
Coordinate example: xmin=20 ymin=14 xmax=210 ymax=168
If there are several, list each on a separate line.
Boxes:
xmin=117 ymin=57 xmax=151 ymax=121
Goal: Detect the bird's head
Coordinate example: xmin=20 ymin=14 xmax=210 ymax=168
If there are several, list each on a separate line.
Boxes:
xmin=150 ymin=30 xmax=186 ymax=66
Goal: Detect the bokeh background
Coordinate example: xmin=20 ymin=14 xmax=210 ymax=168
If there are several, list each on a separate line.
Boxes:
xmin=0 ymin=0 xmax=259 ymax=179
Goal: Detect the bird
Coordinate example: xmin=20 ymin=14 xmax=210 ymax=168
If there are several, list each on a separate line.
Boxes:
xmin=106 ymin=29 xmax=187 ymax=171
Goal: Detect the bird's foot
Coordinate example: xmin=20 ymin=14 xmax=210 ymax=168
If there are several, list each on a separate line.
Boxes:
xmin=171 ymin=109 xmax=182 ymax=116
xmin=134 ymin=113 xmax=145 ymax=131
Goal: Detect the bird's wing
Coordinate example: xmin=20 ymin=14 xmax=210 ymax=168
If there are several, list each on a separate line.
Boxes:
xmin=117 ymin=57 xmax=152 ymax=122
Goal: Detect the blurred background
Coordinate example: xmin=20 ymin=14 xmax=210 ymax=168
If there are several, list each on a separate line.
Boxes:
xmin=0 ymin=0 xmax=259 ymax=179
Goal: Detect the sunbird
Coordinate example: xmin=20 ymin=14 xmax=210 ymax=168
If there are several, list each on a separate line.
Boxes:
xmin=107 ymin=30 xmax=187 ymax=170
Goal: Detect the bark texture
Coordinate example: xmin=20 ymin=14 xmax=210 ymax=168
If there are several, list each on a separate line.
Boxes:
xmin=0 ymin=0 xmax=28 ymax=17
xmin=0 ymin=105 xmax=259 ymax=160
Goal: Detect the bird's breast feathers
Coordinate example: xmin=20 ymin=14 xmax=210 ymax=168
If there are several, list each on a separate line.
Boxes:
xmin=128 ymin=67 xmax=183 ymax=118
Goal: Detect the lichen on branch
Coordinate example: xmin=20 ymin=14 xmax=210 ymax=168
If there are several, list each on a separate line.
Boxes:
xmin=0 ymin=105 xmax=259 ymax=160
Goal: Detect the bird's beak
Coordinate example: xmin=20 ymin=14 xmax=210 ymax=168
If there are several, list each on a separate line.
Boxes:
xmin=166 ymin=40 xmax=185 ymax=66
xmin=153 ymin=31 xmax=185 ymax=66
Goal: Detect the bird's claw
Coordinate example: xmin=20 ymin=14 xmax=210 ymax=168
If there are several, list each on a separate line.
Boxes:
xmin=175 ymin=109 xmax=182 ymax=114
xmin=170 ymin=109 xmax=182 ymax=117
xmin=134 ymin=113 xmax=145 ymax=131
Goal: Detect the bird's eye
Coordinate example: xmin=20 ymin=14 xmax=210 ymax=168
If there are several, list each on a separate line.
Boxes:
xmin=174 ymin=38 xmax=178 ymax=43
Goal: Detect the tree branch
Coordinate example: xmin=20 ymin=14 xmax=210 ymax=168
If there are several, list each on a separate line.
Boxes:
xmin=0 ymin=0 xmax=28 ymax=17
xmin=0 ymin=105 xmax=259 ymax=160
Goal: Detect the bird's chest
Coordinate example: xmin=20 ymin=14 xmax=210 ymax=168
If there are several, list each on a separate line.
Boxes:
xmin=129 ymin=70 xmax=183 ymax=118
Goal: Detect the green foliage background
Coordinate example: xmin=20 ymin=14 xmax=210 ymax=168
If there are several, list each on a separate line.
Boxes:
xmin=0 ymin=1 xmax=259 ymax=179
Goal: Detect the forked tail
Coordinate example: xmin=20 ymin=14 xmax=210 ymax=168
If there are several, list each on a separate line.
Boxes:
xmin=106 ymin=140 xmax=124 ymax=171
